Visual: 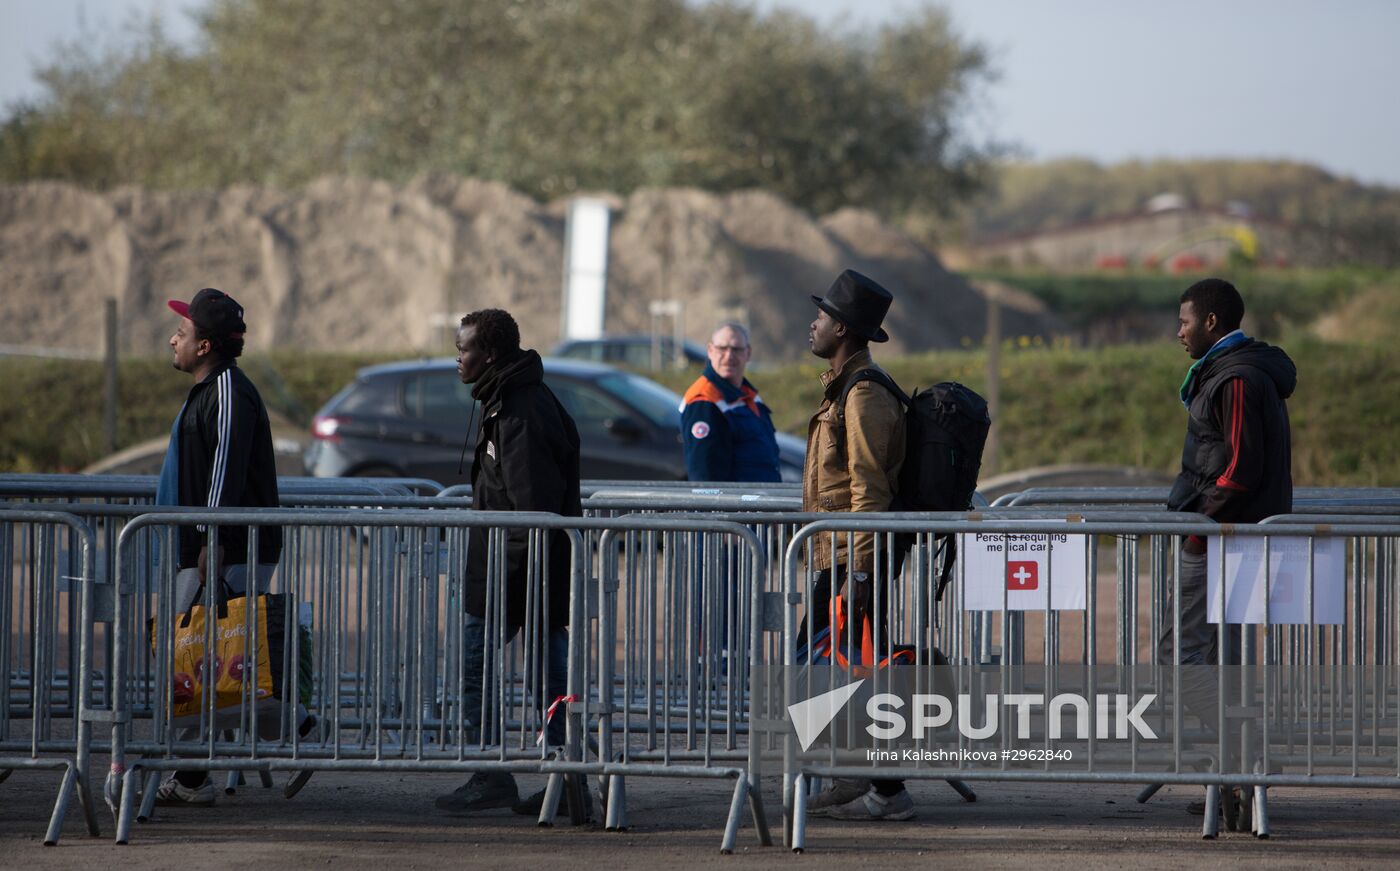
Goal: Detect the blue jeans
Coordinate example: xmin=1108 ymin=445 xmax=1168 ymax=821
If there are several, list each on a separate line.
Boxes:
xmin=462 ymin=613 xmax=569 ymax=747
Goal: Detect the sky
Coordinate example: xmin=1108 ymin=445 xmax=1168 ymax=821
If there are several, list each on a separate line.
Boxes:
xmin=3 ymin=0 xmax=1398 ymax=187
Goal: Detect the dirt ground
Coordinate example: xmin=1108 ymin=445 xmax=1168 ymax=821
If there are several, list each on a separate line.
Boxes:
xmin=4 ymin=767 xmax=1400 ymax=869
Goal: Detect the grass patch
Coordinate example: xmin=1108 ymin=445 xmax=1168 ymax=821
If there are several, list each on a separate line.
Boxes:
xmin=4 ymin=340 xmax=1399 ymax=486
xmin=654 ymin=338 xmax=1400 ymax=486
xmin=970 ymin=267 xmax=1390 ymax=337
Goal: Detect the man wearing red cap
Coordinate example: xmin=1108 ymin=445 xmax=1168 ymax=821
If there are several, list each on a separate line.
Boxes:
xmin=155 ymin=287 xmax=287 ymax=806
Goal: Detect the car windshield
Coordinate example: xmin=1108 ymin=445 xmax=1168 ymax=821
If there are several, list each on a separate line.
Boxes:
xmin=595 ymin=372 xmax=682 ymax=428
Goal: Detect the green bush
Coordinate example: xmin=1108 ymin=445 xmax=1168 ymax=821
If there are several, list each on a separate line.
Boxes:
xmin=4 ymin=340 xmax=1399 ymax=486
xmin=0 ymin=352 xmax=397 ymax=472
xmin=655 ymin=339 xmax=1400 ymax=486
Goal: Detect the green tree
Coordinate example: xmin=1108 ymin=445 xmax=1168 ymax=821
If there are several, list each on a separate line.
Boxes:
xmin=0 ymin=0 xmax=999 ymax=218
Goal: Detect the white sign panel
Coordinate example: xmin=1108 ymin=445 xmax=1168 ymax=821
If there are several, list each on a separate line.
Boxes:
xmin=959 ymin=531 xmax=1089 ymax=611
xmin=561 ymin=197 xmax=611 ymax=341
xmin=1206 ymin=535 xmax=1345 ymax=625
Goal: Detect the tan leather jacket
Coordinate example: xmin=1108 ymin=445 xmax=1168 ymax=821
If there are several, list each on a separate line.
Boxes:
xmin=802 ymin=348 xmax=906 ymax=572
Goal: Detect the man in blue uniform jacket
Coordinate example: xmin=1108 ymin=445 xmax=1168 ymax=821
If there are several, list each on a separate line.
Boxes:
xmin=680 ymin=322 xmax=781 ymax=482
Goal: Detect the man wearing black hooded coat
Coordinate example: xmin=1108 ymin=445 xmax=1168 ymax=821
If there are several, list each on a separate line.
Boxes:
xmin=435 ymin=308 xmax=582 ymax=817
xmin=1160 ymin=278 xmax=1296 ymax=819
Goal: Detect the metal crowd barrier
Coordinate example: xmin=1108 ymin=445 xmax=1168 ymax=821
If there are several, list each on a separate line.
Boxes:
xmin=0 ymin=473 xmax=444 ymax=502
xmin=93 ymin=507 xmax=773 ymax=852
xmin=772 ymin=514 xmax=1400 ymax=850
xmin=994 ymin=486 xmax=1400 ymax=508
xmin=441 ymin=479 xmax=803 ymax=500
xmin=8 ymin=476 xmax=1400 ymax=852
xmin=580 ymin=518 xmax=776 ymax=846
xmin=0 ymin=474 xmax=458 ymax=780
xmin=1 ymin=509 xmax=99 ymax=844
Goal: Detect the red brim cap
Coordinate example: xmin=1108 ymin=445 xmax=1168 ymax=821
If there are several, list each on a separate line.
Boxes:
xmin=168 ymin=300 xmax=191 ymax=318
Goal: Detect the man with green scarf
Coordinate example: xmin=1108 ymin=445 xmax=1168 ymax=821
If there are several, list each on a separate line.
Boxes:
xmin=1161 ymin=277 xmax=1295 ymax=819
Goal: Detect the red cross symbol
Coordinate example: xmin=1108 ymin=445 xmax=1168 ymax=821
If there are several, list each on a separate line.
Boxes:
xmin=1007 ymin=561 xmax=1039 ymax=591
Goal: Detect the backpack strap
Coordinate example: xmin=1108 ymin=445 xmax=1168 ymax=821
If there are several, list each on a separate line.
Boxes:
xmin=934 ymin=535 xmax=958 ymax=603
xmin=829 ymin=368 xmax=906 ymax=468
xmin=836 ymin=367 xmax=909 ymax=416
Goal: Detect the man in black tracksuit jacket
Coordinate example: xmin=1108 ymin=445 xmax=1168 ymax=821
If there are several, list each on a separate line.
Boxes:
xmin=1159 ymin=278 xmax=1296 ymax=773
xmin=171 ymin=356 xmax=283 ymax=575
xmin=436 ymin=308 xmax=583 ymax=818
xmin=157 ymin=287 xmax=283 ymax=806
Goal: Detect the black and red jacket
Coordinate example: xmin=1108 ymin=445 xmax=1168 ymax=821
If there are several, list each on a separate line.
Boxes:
xmin=1167 ymin=338 xmax=1296 ymax=524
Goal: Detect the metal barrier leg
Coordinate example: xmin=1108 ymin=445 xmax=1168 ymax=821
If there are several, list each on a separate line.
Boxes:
xmin=748 ymin=775 xmax=773 ymax=847
xmin=719 ymin=775 xmax=747 ymax=854
xmin=1136 ymin=783 xmax=1164 ymax=803
xmin=539 ymin=772 xmax=565 ymax=827
xmin=136 ymin=770 xmax=159 ymax=822
xmin=604 ymin=775 xmax=628 ymax=831
xmin=1201 ymin=785 xmax=1220 ymax=840
xmin=103 ymin=767 xmax=122 ymax=825
xmin=791 ymin=774 xmax=807 ymax=853
xmin=1253 ymin=786 xmax=1270 ymax=839
xmin=257 ymin=770 xmax=274 ymax=789
xmin=116 ymin=767 xmax=141 ymax=844
xmin=224 ymin=769 xmax=241 ymax=795
xmin=565 ymin=774 xmax=588 ymax=826
xmin=75 ymin=767 xmax=101 ymax=837
xmin=946 ymin=778 xmax=977 ymax=802
xmin=781 ymin=778 xmax=793 ymax=850
xmin=0 ymin=769 xmax=11 ymax=784
xmin=42 ymin=763 xmax=77 ymax=846
xmin=1232 ymin=785 xmax=1253 ymax=834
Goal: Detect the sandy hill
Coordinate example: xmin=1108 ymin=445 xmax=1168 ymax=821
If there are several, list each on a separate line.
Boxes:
xmin=0 ymin=177 xmax=1055 ymax=361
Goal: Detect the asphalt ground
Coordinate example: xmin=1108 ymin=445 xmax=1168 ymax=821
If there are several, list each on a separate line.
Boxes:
xmin=5 ymin=767 xmax=1400 ymax=868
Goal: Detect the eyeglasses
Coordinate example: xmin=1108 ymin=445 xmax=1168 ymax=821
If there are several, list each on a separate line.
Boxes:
xmin=710 ymin=344 xmax=749 ymax=355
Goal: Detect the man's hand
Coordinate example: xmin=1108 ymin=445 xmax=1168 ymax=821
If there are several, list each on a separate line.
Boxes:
xmin=196 ymin=545 xmax=226 ymax=583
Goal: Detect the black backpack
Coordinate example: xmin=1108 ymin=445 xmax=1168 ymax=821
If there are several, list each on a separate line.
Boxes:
xmin=838 ymin=369 xmax=991 ymax=598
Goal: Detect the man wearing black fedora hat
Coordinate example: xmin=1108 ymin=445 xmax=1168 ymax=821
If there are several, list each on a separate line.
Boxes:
xmin=802 ymin=269 xmax=916 ymax=821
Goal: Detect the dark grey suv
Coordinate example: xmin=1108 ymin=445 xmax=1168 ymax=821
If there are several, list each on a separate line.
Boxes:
xmin=304 ymin=358 xmax=805 ymax=486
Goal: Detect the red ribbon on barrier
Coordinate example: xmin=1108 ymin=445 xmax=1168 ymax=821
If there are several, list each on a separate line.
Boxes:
xmin=535 ymin=693 xmax=579 ymax=747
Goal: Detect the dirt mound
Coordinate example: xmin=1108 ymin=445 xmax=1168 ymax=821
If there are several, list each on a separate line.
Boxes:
xmin=0 ymin=178 xmax=1056 ymax=360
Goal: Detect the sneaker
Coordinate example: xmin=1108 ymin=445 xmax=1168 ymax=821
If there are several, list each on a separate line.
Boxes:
xmin=284 ymin=714 xmax=322 ymax=799
xmin=806 ymin=778 xmax=871 ymax=815
xmin=434 ymin=772 xmax=519 ymax=815
xmin=826 ymin=788 xmax=915 ymax=822
xmin=155 ymin=776 xmax=216 ymax=807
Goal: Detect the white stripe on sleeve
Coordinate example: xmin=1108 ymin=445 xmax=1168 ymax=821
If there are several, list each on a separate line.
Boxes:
xmin=207 ymin=371 xmax=233 ymax=508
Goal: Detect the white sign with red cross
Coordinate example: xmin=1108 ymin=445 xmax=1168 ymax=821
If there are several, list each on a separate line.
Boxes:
xmin=959 ymin=529 xmax=1089 ymax=611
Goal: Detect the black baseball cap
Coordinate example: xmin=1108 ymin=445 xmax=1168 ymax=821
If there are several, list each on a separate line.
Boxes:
xmin=168 ymin=288 xmax=246 ymax=338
